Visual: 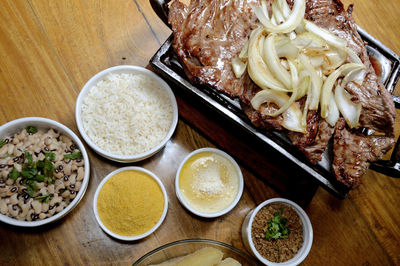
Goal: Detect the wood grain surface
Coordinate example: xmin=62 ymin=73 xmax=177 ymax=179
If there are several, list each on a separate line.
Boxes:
xmin=0 ymin=0 xmax=399 ymax=265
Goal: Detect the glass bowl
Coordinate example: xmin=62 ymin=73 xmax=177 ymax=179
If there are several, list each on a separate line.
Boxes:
xmin=133 ymin=239 xmax=259 ymax=266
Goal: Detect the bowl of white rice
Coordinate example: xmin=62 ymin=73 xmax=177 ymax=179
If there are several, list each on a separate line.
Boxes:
xmin=75 ymin=65 xmax=178 ymax=163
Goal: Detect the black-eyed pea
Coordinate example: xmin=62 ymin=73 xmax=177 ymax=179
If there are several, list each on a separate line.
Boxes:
xmin=74 ymin=182 xmax=82 ymax=192
xmin=0 ymin=144 xmax=8 ymax=155
xmin=5 ymin=178 xmax=15 ymax=186
xmin=55 ymin=183 xmax=65 ymax=194
xmin=61 ymin=190 xmax=70 ymax=198
xmin=69 ymin=174 xmax=76 ymax=185
xmin=8 ymin=204 xmax=20 ymax=217
xmin=39 ymin=187 xmax=47 ymax=196
xmin=44 ymin=137 xmax=52 ymax=146
xmin=75 ymin=159 xmax=84 ymax=167
xmin=49 ymin=196 xmax=58 ymax=207
xmin=10 ymin=193 xmax=18 ymax=205
xmin=69 ymin=190 xmax=76 ymax=200
xmin=54 ymin=170 xmax=63 ymax=179
xmin=0 ymin=199 xmax=8 ymax=214
xmin=36 ymin=182 xmax=45 ymax=189
xmin=71 ymin=164 xmax=78 ymax=172
xmin=12 ymin=137 xmax=19 ymax=145
xmin=55 ymin=204 xmax=64 ymax=213
xmin=77 ymin=167 xmax=84 ymax=181
xmin=6 ymin=186 xmax=18 ymax=196
xmin=47 ymin=129 xmax=59 ymax=138
xmin=14 ymin=163 xmax=22 ymax=172
xmin=13 ymin=146 xmax=22 ymax=156
xmin=63 ymin=163 xmax=72 ymax=176
xmin=0 ymin=184 xmax=8 ymax=194
xmin=62 ymin=175 xmax=70 ymax=187
xmin=32 ymin=145 xmax=41 ymax=154
xmin=19 ymin=204 xmax=29 ymax=219
xmin=47 ymin=205 xmax=56 ymax=216
xmin=48 ymin=184 xmax=55 ymax=194
xmin=26 ymin=209 xmax=34 ymax=221
xmin=42 ymin=202 xmax=49 ymax=213
xmin=32 ymin=200 xmax=42 ymax=214
xmin=49 ymin=143 xmax=58 ymax=151
xmin=38 ymin=213 xmax=46 ymax=220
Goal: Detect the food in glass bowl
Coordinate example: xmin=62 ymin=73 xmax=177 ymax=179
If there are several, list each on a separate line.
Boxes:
xmin=133 ymin=239 xmax=258 ymax=266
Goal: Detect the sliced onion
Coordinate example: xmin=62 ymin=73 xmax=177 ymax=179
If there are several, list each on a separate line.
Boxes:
xmin=253 ymin=0 xmax=306 ymax=33
xmin=325 ymin=94 xmax=340 ymax=126
xmin=264 ymin=34 xmax=292 ymax=89
xmin=296 ymin=73 xmax=310 ymax=100
xmin=346 ymin=47 xmax=363 ymax=64
xmin=334 ymin=69 xmax=363 ymax=128
xmin=299 ymin=54 xmax=322 ymax=110
xmin=272 ymin=0 xmax=285 ymax=25
xmin=303 ymin=20 xmax=347 ymax=49
xmin=250 ymin=89 xmax=306 ymax=133
xmin=247 ymin=27 xmax=287 ymax=91
xmin=276 ymin=40 xmax=299 ymax=59
xmin=232 ymin=57 xmax=247 ymax=78
xmin=320 ymin=63 xmax=365 ymax=118
xmin=277 ymin=0 xmax=291 ymax=18
xmin=322 ymin=49 xmax=347 ymax=75
xmin=293 ymin=32 xmax=327 ymax=49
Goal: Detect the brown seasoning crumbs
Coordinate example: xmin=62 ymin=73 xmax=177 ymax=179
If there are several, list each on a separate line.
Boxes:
xmin=251 ymin=203 xmax=303 ymax=263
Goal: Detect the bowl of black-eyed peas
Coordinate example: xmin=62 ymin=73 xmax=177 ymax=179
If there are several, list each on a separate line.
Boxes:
xmin=0 ymin=117 xmax=90 ymax=227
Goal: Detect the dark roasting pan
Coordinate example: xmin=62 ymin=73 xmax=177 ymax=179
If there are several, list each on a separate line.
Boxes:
xmin=149 ymin=0 xmax=400 ymax=198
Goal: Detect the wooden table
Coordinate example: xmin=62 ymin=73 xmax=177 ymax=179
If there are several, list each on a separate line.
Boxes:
xmin=1 ymin=0 xmax=399 ymax=265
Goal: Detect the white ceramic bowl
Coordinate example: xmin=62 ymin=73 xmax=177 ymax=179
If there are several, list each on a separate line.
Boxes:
xmin=175 ymin=148 xmax=244 ymax=218
xmin=75 ymin=65 xmax=178 ymax=163
xmin=241 ymin=198 xmax=313 ymax=265
xmin=93 ymin=166 xmax=168 ymax=241
xmin=0 ymin=117 xmax=90 ymax=227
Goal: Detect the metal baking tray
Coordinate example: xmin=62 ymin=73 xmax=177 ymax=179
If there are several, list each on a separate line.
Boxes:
xmin=149 ymin=0 xmax=400 ymax=198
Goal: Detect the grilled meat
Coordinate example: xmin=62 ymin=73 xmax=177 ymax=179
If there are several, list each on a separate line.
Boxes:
xmin=168 ymin=0 xmax=396 ymax=188
xmin=168 ymin=0 xmax=259 ymax=97
xmin=305 ymin=0 xmax=396 ymax=136
xmin=333 ymin=118 xmax=395 ymax=187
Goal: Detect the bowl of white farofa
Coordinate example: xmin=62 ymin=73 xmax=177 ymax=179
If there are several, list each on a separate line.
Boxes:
xmin=75 ymin=65 xmax=178 ymax=163
xmin=0 ymin=117 xmax=90 ymax=227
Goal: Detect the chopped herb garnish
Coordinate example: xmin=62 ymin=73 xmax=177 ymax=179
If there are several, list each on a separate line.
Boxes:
xmin=64 ymin=151 xmax=82 ymax=160
xmin=8 ymin=168 xmax=20 ymax=180
xmin=6 ymin=149 xmax=57 ymax=198
xmin=26 ymin=126 xmax=38 ymax=134
xmin=45 ymin=152 xmax=56 ymax=161
xmin=0 ymin=140 xmax=5 ymax=148
xmin=26 ymin=180 xmax=37 ymax=197
xmin=25 ymin=151 xmax=33 ymax=166
xmin=265 ymin=209 xmax=291 ymax=240
xmin=34 ymin=194 xmax=50 ymax=203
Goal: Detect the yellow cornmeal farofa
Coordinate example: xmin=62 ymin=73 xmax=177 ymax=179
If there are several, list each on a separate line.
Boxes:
xmin=97 ymin=170 xmax=164 ymax=236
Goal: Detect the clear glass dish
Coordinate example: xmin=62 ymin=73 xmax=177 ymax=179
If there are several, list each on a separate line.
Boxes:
xmin=133 ymin=239 xmax=259 ymax=266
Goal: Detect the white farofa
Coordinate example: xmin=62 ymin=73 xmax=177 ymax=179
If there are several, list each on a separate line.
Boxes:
xmin=81 ymin=73 xmax=173 ymax=155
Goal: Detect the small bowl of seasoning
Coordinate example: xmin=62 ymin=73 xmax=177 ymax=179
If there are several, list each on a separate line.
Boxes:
xmin=241 ymin=198 xmax=313 ymax=265
xmin=175 ymin=148 xmax=244 ymax=218
xmin=75 ymin=65 xmax=178 ymax=163
xmin=93 ymin=166 xmax=168 ymax=241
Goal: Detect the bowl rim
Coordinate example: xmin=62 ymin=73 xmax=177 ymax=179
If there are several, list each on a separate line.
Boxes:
xmin=0 ymin=117 xmax=90 ymax=227
xmin=75 ymin=65 xmax=178 ymax=163
xmin=245 ymin=198 xmax=313 ymax=265
xmin=93 ymin=166 xmax=168 ymax=241
xmin=175 ymin=147 xmax=244 ymax=218
xmin=133 ymin=238 xmax=259 ymax=265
